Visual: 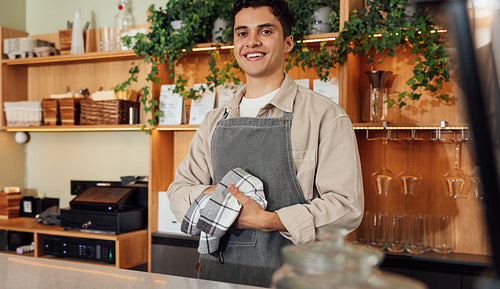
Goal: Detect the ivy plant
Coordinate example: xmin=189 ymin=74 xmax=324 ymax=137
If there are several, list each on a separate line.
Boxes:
xmin=117 ymin=0 xmax=230 ymax=131
xmin=286 ymin=0 xmax=339 ymax=80
xmin=332 ymin=0 xmax=450 ymax=108
xmin=117 ymin=0 xmax=378 ymax=131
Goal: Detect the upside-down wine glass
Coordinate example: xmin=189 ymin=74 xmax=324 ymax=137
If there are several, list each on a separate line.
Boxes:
xmin=372 ymin=138 xmax=395 ymax=198
xmin=390 ymin=137 xmax=424 ymax=254
xmin=442 ymin=141 xmax=467 ymax=199
xmin=369 ymin=137 xmax=394 ymax=250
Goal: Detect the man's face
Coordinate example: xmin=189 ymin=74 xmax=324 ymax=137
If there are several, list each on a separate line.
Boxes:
xmin=233 ymin=6 xmax=294 ymax=81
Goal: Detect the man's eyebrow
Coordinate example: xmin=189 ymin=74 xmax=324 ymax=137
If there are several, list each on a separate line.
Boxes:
xmin=234 ymin=23 xmax=277 ymax=31
xmin=234 ymin=25 xmax=248 ymax=31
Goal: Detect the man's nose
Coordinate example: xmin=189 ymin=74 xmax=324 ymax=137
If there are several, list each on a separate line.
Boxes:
xmin=246 ymin=32 xmax=262 ymax=47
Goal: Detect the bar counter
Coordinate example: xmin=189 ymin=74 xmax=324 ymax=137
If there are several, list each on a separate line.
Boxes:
xmin=0 ymin=254 xmax=262 ymax=289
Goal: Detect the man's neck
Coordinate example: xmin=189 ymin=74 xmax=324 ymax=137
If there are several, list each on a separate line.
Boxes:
xmin=244 ymin=73 xmax=285 ymax=99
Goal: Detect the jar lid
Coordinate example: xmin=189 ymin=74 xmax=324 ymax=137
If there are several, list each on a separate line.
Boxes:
xmin=281 ymin=226 xmax=384 ymax=275
xmin=282 ymin=241 xmax=384 ymax=273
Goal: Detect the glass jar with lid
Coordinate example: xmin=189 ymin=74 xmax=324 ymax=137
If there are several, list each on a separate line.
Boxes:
xmin=271 ymin=226 xmax=427 ymax=289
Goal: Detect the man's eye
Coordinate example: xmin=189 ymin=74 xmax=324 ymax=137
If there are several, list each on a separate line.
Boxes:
xmin=237 ymin=32 xmax=247 ymax=37
xmin=262 ymin=29 xmax=272 ymax=35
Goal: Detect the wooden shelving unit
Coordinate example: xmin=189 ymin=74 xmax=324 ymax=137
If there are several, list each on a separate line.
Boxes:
xmin=1 ymin=50 xmax=138 ymax=66
xmin=0 ymin=26 xmax=151 ymax=268
xmin=0 ymin=218 xmax=147 ymax=269
xmin=0 ymin=27 xmax=152 ymax=130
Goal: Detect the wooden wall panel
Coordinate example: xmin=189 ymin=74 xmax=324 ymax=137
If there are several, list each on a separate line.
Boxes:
xmin=0 ymin=27 xmax=29 ymax=127
xmin=173 ymin=131 xmax=196 ymax=170
xmin=357 ymin=45 xmax=464 ymax=125
xmin=174 ymin=46 xmax=339 ymax=98
xmin=26 ymin=60 xmax=151 ymax=100
xmin=355 ymin=132 xmax=489 ymax=255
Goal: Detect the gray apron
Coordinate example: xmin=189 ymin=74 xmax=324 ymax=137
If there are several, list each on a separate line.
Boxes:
xmin=198 ymin=111 xmax=307 ymax=287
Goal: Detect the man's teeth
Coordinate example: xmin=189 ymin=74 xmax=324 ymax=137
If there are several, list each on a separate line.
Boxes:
xmin=246 ymin=53 xmax=264 ymax=58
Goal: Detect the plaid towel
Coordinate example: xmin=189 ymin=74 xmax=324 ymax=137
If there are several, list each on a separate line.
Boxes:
xmin=180 ymin=194 xmax=211 ymax=235
xmin=181 ymin=168 xmax=267 ymax=254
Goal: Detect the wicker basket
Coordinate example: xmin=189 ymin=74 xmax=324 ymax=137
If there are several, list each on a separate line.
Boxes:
xmin=80 ymin=99 xmax=139 ymax=125
xmin=3 ymin=101 xmax=42 ymax=127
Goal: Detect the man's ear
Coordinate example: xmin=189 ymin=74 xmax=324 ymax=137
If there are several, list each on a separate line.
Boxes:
xmin=284 ymin=35 xmax=294 ymax=53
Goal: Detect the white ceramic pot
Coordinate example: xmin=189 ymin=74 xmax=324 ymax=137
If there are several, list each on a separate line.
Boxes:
xmin=171 ymin=20 xmax=186 ymax=32
xmin=212 ymin=18 xmax=229 ymax=43
xmin=311 ymin=6 xmax=333 ymax=34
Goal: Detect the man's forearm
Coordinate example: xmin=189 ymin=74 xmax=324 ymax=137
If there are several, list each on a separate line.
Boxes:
xmin=258 ymin=211 xmax=287 ymax=232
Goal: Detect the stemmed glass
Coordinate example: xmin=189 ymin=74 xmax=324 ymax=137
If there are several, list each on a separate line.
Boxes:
xmin=442 ymin=141 xmax=467 ymax=198
xmin=369 ymin=137 xmax=394 ymax=250
xmin=396 ymin=136 xmax=424 ymax=254
xmin=398 ymin=138 xmax=423 ymax=198
xmin=469 ymin=167 xmax=484 ymax=200
xmin=372 ymin=138 xmax=395 ymax=198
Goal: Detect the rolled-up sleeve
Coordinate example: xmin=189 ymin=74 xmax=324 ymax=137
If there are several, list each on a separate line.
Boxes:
xmin=276 ymin=115 xmax=364 ymax=245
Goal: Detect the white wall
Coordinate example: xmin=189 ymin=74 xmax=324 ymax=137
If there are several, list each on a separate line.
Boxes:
xmin=0 ymin=0 xmax=26 ymax=31
xmin=18 ymin=0 xmax=161 ymax=207
xmin=0 ymin=132 xmax=26 ymax=190
xmin=26 ymin=0 xmax=166 ymax=35
xmin=26 ymin=132 xmax=149 ymax=207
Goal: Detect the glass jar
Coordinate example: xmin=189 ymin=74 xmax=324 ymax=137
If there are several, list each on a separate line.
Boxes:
xmin=271 ymin=226 xmax=427 ymax=289
xmin=365 ymin=70 xmax=392 ymax=122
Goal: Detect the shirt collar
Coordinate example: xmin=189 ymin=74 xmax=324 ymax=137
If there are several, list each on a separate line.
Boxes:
xmin=225 ymin=74 xmax=297 ymax=117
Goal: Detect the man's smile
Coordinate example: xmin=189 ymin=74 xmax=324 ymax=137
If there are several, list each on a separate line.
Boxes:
xmin=244 ymin=52 xmax=266 ymax=59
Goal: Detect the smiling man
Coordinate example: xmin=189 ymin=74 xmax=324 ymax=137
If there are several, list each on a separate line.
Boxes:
xmin=166 ymin=0 xmax=364 ymax=287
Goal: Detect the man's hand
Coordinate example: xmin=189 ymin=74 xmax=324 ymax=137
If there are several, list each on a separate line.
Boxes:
xmin=201 ymin=184 xmax=218 ymax=195
xmin=227 ymin=184 xmax=287 ymax=232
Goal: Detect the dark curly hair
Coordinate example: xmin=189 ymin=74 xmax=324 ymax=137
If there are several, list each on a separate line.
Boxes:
xmin=231 ymin=0 xmax=295 ymax=39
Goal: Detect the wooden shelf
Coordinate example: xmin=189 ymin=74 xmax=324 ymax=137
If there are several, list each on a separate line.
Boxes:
xmin=302 ymin=32 xmax=339 ymax=43
xmin=3 ymin=123 xmax=470 ymax=133
xmin=0 ymin=217 xmax=144 ymax=241
xmin=190 ymin=32 xmax=339 ymax=52
xmin=352 ymin=123 xmax=469 ymax=130
xmin=0 ymin=217 xmax=147 ymax=269
xmin=0 ymin=32 xmax=339 ymax=66
xmin=151 ymin=123 xmax=469 ymax=132
xmin=1 ymin=50 xmax=139 ymax=66
xmin=155 ymin=125 xmax=199 ymax=131
xmin=4 ymin=124 xmax=145 ymax=132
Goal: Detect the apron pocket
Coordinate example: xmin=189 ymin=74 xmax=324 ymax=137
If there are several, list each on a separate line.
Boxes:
xmin=227 ymin=228 xmax=257 ymax=246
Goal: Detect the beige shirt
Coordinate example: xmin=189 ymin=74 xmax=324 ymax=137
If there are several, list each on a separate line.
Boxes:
xmin=167 ymin=74 xmax=364 ymax=245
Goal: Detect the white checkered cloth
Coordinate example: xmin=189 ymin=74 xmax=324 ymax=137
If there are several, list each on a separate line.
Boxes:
xmin=181 ymin=167 xmax=267 ymax=254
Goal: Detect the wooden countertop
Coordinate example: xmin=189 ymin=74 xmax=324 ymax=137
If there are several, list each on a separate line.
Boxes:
xmin=0 ymin=217 xmax=146 ymax=240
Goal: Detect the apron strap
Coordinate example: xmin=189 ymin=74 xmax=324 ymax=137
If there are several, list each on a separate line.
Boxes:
xmin=222 ymin=108 xmax=291 ymax=120
xmin=282 ymin=111 xmax=292 ymax=120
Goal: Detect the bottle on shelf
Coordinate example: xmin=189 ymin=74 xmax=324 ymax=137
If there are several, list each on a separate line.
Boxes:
xmin=114 ymin=0 xmax=135 ymax=50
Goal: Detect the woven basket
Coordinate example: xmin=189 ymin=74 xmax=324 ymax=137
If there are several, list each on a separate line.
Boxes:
xmin=3 ymin=101 xmax=42 ymax=127
xmin=80 ymin=99 xmax=139 ymax=125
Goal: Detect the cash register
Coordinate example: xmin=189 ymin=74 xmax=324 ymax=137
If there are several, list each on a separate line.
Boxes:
xmin=60 ymin=186 xmax=145 ymax=234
